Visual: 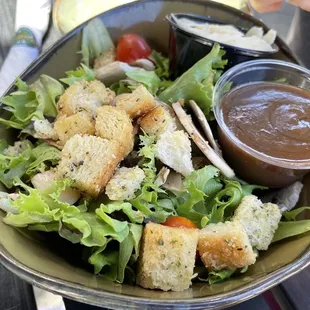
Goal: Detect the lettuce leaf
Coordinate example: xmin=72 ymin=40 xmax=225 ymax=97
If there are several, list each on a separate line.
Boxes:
xmin=110 ymin=81 xmax=131 ymax=95
xmin=88 ymin=241 xmax=116 ymax=274
xmin=203 ymin=269 xmax=236 ymax=285
xmin=0 ymin=76 xmax=64 ymax=129
xmin=283 ymin=206 xmax=310 ymax=221
xmin=170 ymin=166 xmax=245 ymax=227
xmin=272 ymin=220 xmax=310 ymax=242
xmin=117 ymin=225 xmax=137 ymax=283
xmin=3 ymin=179 xmax=80 ymax=227
xmin=60 ymin=64 xmax=95 ymax=86
xmin=129 ymin=134 xmax=172 ymax=223
xmin=98 ymin=201 xmax=144 ymax=224
xmin=81 ymin=18 xmax=115 ymax=67
xmin=158 ymin=43 xmax=226 ymax=117
xmin=26 ymin=143 xmax=61 ymax=176
xmin=272 ymin=206 xmax=310 ymax=242
xmin=0 ymin=141 xmax=61 ymax=188
xmin=150 ymin=50 xmax=169 ymax=80
xmin=0 ymin=143 xmax=33 ymax=188
xmin=126 ymin=70 xmax=161 ymax=95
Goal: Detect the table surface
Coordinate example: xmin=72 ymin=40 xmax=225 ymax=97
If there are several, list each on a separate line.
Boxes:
xmin=0 ymin=1 xmax=309 ymax=310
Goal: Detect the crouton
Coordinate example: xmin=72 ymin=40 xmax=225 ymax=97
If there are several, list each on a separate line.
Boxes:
xmin=233 ymin=195 xmax=281 ymax=250
xmin=57 ymin=80 xmax=115 ymax=116
xmin=56 ymin=134 xmax=122 ymax=197
xmin=105 ymin=166 xmax=145 ymax=200
xmin=137 ymin=222 xmax=199 ymax=292
xmin=3 ymin=140 xmax=32 ymax=157
xmin=93 ymin=49 xmax=116 ymax=69
xmin=114 ymin=85 xmax=155 ymax=118
xmin=33 ymin=119 xmax=58 ymax=140
xmin=198 ymin=221 xmax=257 ymax=270
xmin=95 ymin=106 xmax=134 ymax=155
xmin=54 ymin=111 xmax=95 ymax=144
xmin=155 ymin=130 xmax=194 ymax=176
xmin=140 ymin=105 xmax=178 ymax=137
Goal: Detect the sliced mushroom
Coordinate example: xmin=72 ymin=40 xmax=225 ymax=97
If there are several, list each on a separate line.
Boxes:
xmin=95 ymin=61 xmax=139 ymax=86
xmin=189 ymin=100 xmax=222 ymax=156
xmin=261 ymin=181 xmax=304 ymax=213
xmin=155 ymin=167 xmax=170 ymax=186
xmin=172 ymin=102 xmax=235 ymax=179
xmin=132 ymin=59 xmax=155 ymax=71
xmin=163 ymin=171 xmax=184 ymax=192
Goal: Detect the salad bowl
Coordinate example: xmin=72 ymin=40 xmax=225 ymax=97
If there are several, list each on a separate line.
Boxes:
xmin=0 ymin=0 xmax=309 ymax=309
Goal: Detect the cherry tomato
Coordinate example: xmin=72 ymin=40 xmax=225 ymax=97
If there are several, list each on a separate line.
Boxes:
xmin=162 ymin=216 xmax=198 ymax=229
xmin=116 ymin=33 xmax=152 ymax=64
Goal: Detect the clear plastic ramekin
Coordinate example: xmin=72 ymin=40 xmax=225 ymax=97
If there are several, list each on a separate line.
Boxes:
xmin=213 ymin=59 xmax=310 ymax=187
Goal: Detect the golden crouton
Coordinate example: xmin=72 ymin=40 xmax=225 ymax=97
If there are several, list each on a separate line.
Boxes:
xmin=114 ymin=85 xmax=155 ymax=119
xmin=95 ymin=106 xmax=134 ymax=155
xmin=198 ymin=221 xmax=257 ymax=270
xmin=105 ymin=166 xmax=145 ymax=200
xmin=137 ymin=222 xmax=199 ymax=292
xmin=54 ymin=111 xmax=95 ymax=144
xmin=233 ymin=195 xmax=281 ymax=250
xmin=140 ymin=105 xmax=178 ymax=137
xmin=57 ymin=80 xmax=115 ymax=116
xmin=93 ymin=49 xmax=116 ymax=69
xmin=56 ymin=134 xmax=122 ymax=197
xmin=33 ymin=119 xmax=58 ymax=140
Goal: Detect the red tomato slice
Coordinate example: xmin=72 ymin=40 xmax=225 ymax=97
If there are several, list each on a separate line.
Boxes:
xmin=162 ymin=216 xmax=198 ymax=229
xmin=116 ymin=33 xmax=152 ymax=64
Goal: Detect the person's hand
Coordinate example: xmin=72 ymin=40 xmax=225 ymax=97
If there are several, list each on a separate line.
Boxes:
xmin=250 ymin=0 xmax=310 ymax=13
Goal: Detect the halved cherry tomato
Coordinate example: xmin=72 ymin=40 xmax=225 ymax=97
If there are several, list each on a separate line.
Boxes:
xmin=162 ymin=216 xmax=198 ymax=229
xmin=116 ymin=33 xmax=152 ymax=64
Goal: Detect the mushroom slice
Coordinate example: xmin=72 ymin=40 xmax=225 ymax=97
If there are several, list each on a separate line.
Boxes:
xmin=132 ymin=59 xmax=155 ymax=71
xmin=95 ymin=61 xmax=139 ymax=86
xmin=261 ymin=181 xmax=304 ymax=213
xmin=154 ymin=167 xmax=170 ymax=186
xmin=163 ymin=171 xmax=184 ymax=192
xmin=31 ymin=170 xmax=80 ymax=205
xmin=172 ymin=102 xmax=235 ymax=179
xmin=189 ymin=100 xmax=222 ymax=156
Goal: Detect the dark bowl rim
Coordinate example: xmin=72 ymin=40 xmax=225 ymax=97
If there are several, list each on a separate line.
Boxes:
xmin=1 ymin=239 xmax=309 ymax=309
xmin=166 ymin=12 xmax=279 ymax=56
xmin=0 ymin=0 xmax=308 ymax=308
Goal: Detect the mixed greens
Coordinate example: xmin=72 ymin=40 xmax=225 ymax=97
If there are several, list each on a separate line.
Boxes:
xmin=0 ymin=18 xmax=309 ymax=289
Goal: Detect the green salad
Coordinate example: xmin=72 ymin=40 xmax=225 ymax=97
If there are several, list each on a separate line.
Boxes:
xmin=0 ymin=19 xmax=309 ymax=292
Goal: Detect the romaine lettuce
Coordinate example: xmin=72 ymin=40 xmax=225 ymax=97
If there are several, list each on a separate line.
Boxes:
xmin=0 ymin=76 xmax=64 ymax=129
xmin=60 ymin=64 xmax=95 ymax=86
xmin=0 ymin=141 xmax=61 ymax=188
xmin=158 ymin=44 xmax=227 ymax=117
xmin=81 ymin=18 xmax=115 ymax=67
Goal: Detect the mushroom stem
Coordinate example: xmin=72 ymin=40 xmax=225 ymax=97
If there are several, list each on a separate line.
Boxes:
xmin=189 ymin=100 xmax=222 ymax=156
xmin=172 ymin=102 xmax=235 ymax=179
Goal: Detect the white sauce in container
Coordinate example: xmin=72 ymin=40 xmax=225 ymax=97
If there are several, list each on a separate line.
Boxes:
xmin=176 ymin=18 xmax=277 ymax=52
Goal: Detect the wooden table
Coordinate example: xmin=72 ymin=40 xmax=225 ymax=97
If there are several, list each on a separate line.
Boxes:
xmin=0 ymin=1 xmax=309 ymax=309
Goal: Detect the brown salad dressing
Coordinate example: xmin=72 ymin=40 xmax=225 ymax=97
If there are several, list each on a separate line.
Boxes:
xmin=221 ymin=83 xmax=310 ymax=160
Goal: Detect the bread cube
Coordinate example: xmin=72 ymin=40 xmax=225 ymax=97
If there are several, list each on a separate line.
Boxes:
xmin=54 ymin=111 xmax=95 ymax=144
xmin=56 ymin=134 xmax=122 ymax=197
xmin=137 ymin=222 xmax=199 ymax=292
xmin=198 ymin=221 xmax=257 ymax=270
xmin=114 ymin=85 xmax=155 ymax=119
xmin=95 ymin=106 xmax=134 ymax=155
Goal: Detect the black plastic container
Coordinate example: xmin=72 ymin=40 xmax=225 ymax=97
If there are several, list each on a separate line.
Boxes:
xmin=167 ymin=13 xmax=279 ymax=79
